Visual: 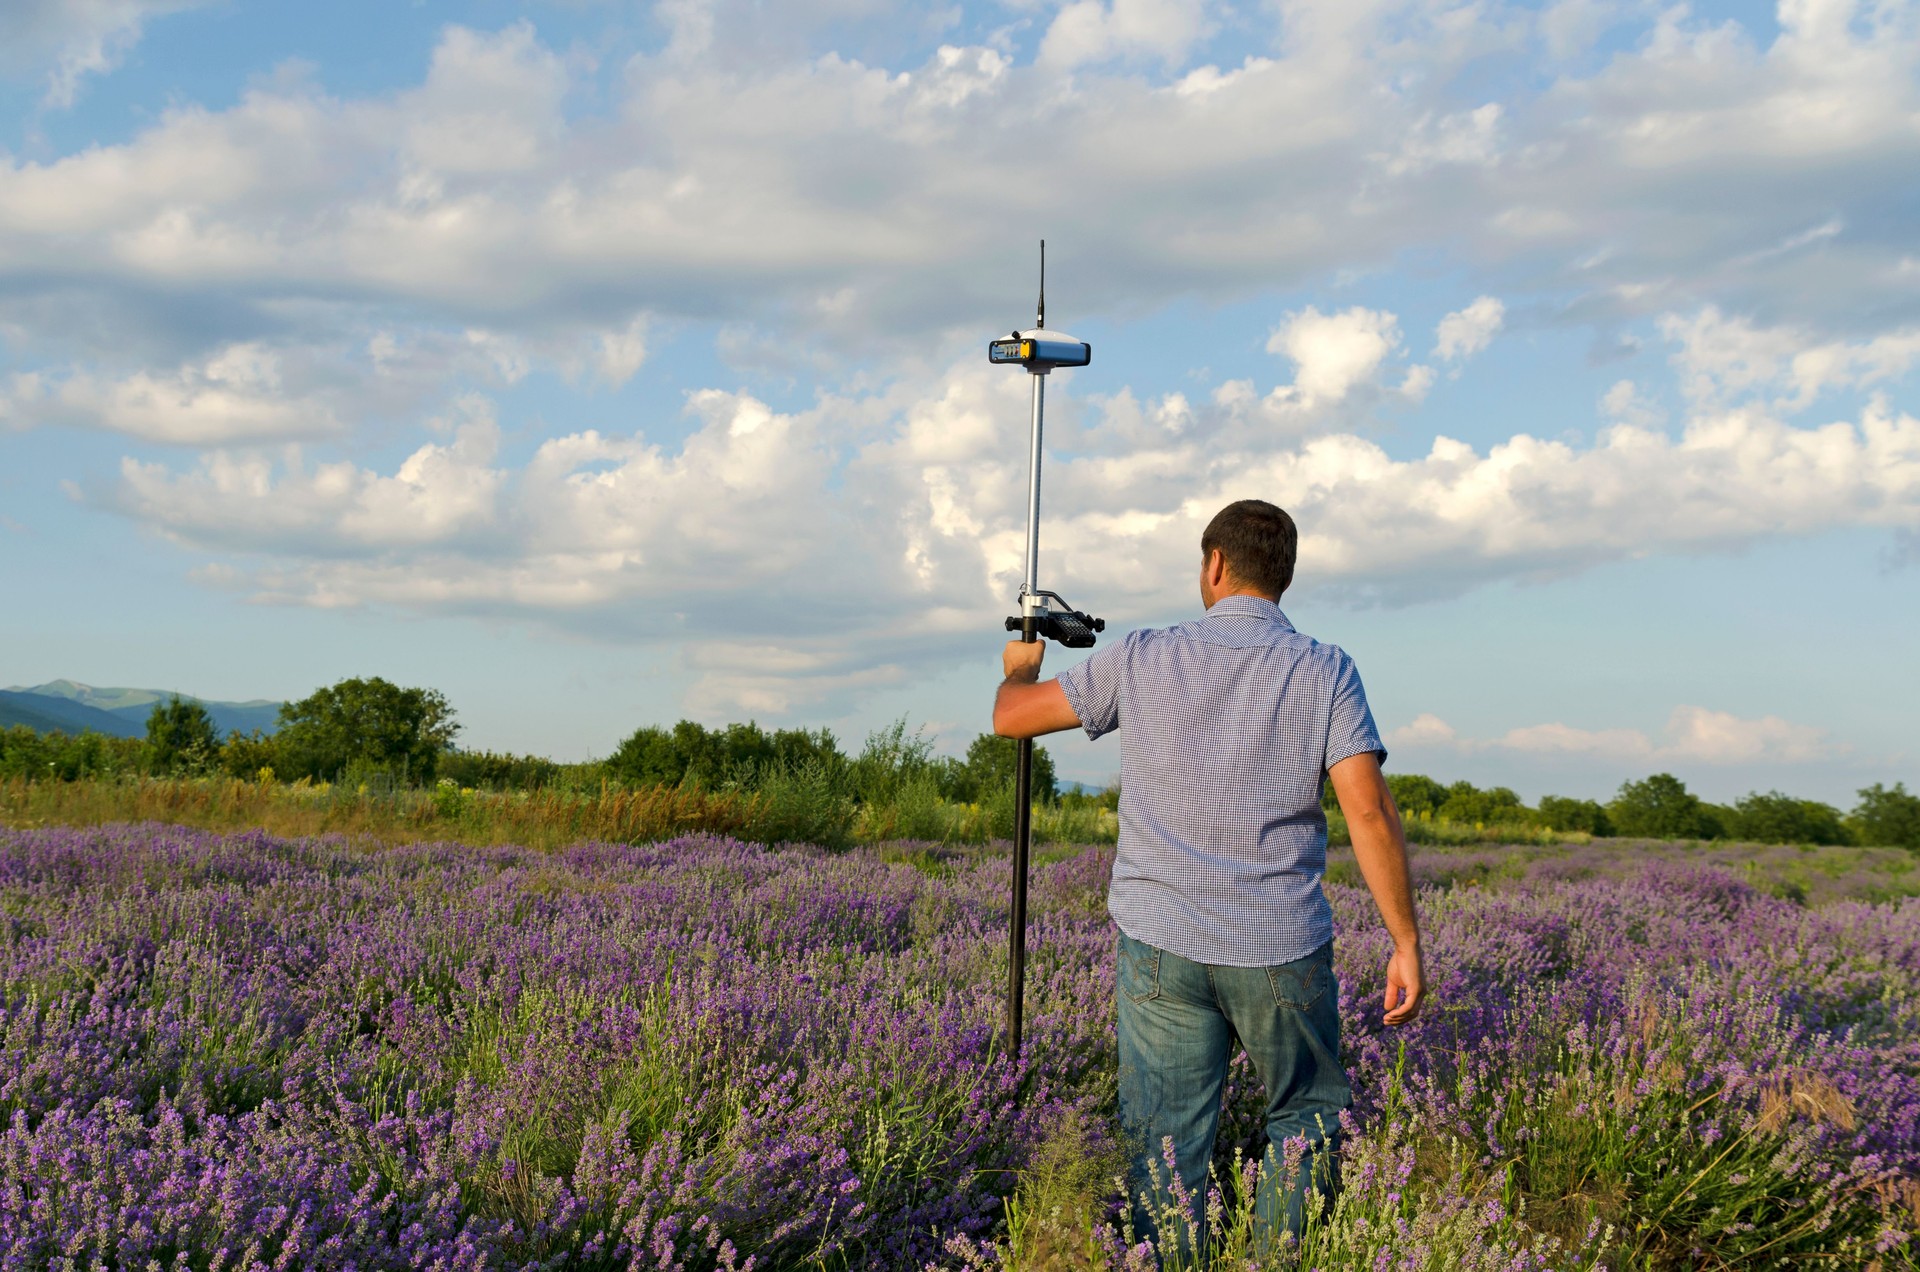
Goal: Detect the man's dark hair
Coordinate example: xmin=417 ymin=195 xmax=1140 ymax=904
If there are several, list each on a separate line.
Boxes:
xmin=1201 ymin=499 xmax=1298 ymax=597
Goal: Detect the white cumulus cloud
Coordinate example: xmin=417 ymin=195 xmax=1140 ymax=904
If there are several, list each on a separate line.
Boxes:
xmin=1664 ymin=307 xmax=1920 ymax=410
xmin=1434 ymin=296 xmax=1505 ymax=362
xmin=1600 ymin=379 xmax=1664 ymax=428
xmin=0 ymin=0 xmax=210 ymax=108
xmin=0 ymin=344 xmax=341 ymax=445
xmin=399 ymin=22 xmax=568 ymax=177
xmin=114 ymin=397 xmax=505 ymax=551
xmin=594 ymin=317 xmax=650 ymax=388
xmin=1039 ymin=0 xmax=1214 ymax=69
xmin=1266 ymin=306 xmax=1405 ymax=411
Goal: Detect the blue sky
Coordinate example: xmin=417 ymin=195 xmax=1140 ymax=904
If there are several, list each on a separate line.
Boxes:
xmin=2 ymin=0 xmax=1916 ymax=805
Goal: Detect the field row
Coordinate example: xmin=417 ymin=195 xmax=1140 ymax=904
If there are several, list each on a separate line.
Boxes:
xmin=1 ymin=824 xmax=1914 ymax=1268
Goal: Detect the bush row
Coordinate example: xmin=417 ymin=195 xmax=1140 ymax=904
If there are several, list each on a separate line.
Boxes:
xmin=1327 ymin=771 xmax=1920 ymax=849
xmin=6 ymin=671 xmax=1917 ymax=849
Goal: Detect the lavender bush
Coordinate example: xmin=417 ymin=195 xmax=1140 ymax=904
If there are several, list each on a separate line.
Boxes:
xmin=0 ymin=824 xmax=1913 ymax=1269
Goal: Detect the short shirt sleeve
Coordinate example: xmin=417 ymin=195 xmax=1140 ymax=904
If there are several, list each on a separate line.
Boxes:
xmin=1055 ymin=633 xmax=1129 ymax=740
xmin=1324 ymin=649 xmax=1386 ymax=771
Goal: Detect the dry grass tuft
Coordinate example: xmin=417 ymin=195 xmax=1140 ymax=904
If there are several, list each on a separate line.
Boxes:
xmin=1872 ymin=1176 xmax=1920 ymax=1230
xmin=1756 ymin=1072 xmax=1857 ymax=1135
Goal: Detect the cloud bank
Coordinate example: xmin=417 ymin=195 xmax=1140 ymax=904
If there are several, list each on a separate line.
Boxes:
xmin=94 ymin=306 xmax=1920 ymax=709
xmin=1387 ymin=705 xmax=1839 ymax=766
xmin=0 ymin=0 xmax=1916 ymax=363
xmin=6 ymin=0 xmax=1920 ymax=726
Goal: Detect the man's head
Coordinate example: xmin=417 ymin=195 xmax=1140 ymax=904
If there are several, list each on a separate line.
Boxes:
xmin=1199 ymin=499 xmax=1297 ymax=607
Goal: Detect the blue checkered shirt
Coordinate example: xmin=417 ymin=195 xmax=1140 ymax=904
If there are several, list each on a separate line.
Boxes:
xmin=1056 ymin=595 xmax=1385 ymax=967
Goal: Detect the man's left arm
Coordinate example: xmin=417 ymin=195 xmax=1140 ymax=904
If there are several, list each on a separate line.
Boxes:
xmin=992 ymin=641 xmax=1084 ymax=739
xmin=1323 ymin=649 xmax=1423 ymax=1026
xmin=1330 ymin=752 xmax=1424 ymax=1026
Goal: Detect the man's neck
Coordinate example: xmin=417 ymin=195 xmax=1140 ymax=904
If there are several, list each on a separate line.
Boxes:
xmin=1205 ymin=587 xmax=1278 ymax=610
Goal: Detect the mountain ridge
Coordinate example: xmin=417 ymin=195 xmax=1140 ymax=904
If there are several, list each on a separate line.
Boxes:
xmin=1 ymin=682 xmax=284 ymax=739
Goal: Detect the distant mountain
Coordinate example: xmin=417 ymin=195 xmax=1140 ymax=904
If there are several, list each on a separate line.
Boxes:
xmin=0 ymin=690 xmax=142 ymax=737
xmin=1056 ymin=779 xmax=1116 ymax=796
xmin=3 ymin=681 xmax=284 ymax=739
xmin=20 ymin=680 xmax=173 ymax=712
xmin=103 ymin=699 xmax=284 ymax=738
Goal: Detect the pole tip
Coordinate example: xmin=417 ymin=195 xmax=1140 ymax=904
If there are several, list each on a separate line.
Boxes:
xmin=1036 ymin=240 xmax=1046 ymax=329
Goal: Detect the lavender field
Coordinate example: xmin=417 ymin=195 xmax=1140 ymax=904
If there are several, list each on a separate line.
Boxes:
xmin=1 ymin=824 xmax=1915 ymax=1270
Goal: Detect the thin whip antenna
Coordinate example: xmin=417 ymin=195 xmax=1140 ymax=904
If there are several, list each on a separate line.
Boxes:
xmin=1036 ymin=240 xmax=1045 ymax=329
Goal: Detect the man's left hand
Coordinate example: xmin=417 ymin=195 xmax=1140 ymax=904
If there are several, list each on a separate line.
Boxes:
xmin=1382 ymin=942 xmax=1424 ymax=1026
xmin=1003 ymin=639 xmax=1045 ymax=683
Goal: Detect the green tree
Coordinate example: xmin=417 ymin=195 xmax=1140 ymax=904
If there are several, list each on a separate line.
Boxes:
xmin=437 ymin=748 xmax=562 ymax=791
xmin=607 ymin=721 xmax=711 ymax=787
xmin=1438 ymin=780 xmax=1527 ymax=825
xmin=1537 ymin=795 xmax=1612 ymax=835
xmin=1850 ymin=782 xmax=1920 ymax=849
xmin=1725 ymin=791 xmax=1850 ymax=845
xmin=1385 ymin=773 xmax=1449 ymax=818
xmin=605 ymin=720 xmax=846 ymax=790
xmin=928 ymin=755 xmax=973 ymax=803
xmin=1609 ymin=772 xmax=1718 ymax=840
xmin=0 ymin=726 xmax=144 ymax=780
xmin=756 ymin=724 xmax=844 ymax=779
xmin=146 ymin=695 xmax=219 ymax=775
xmin=218 ymin=730 xmax=280 ymax=780
xmin=274 ymin=677 xmax=459 ymax=784
xmin=708 ymin=722 xmax=778 ymax=778
xmin=955 ymin=733 xmax=1057 ymax=804
xmin=848 ymin=718 xmax=936 ymax=805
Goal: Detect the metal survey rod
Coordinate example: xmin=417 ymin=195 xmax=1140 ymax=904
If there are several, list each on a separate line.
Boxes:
xmin=1008 ymin=370 xmax=1044 ymax=1061
xmin=1024 ymin=371 xmax=1045 ymax=601
xmin=989 ymin=242 xmax=1101 ymax=1062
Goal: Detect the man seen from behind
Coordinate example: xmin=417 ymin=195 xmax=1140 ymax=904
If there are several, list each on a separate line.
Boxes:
xmin=992 ymin=498 xmax=1425 ymax=1257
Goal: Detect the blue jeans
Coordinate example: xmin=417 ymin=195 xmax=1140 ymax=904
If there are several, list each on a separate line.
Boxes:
xmin=1116 ymin=931 xmax=1350 ymax=1259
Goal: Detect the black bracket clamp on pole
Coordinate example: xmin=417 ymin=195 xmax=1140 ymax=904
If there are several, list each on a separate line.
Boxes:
xmin=1005 ymin=590 xmax=1105 ymax=648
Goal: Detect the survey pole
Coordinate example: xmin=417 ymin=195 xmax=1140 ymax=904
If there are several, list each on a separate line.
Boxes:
xmin=987 ymin=243 xmax=1101 ymax=1061
xmin=1007 ymin=370 xmax=1045 ymax=1057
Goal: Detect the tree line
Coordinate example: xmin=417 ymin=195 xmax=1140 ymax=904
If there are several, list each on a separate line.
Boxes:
xmin=1341 ymin=771 xmax=1920 ymax=851
xmin=2 ymin=675 xmax=1916 ymax=850
xmin=0 ymin=677 xmax=1072 ymax=811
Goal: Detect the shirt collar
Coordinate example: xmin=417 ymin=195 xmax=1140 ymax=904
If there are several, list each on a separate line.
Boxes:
xmin=1203 ymin=594 xmax=1294 ymax=630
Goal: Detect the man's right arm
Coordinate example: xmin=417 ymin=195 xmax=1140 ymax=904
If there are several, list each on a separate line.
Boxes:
xmin=993 ymin=640 xmax=1083 ymax=739
xmin=1328 ymin=752 xmax=1424 ymax=1025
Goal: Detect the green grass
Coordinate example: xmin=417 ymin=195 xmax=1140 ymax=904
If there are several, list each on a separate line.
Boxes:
xmin=965 ymin=1058 xmax=1620 ymax=1272
xmin=3 ymin=772 xmax=1648 ymax=858
xmin=1329 ymin=835 xmax=1920 ymax=906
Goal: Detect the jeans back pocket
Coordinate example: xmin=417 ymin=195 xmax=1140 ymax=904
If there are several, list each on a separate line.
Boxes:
xmin=1266 ymin=947 xmax=1332 ymax=1010
xmin=1118 ymin=934 xmax=1162 ymax=1004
